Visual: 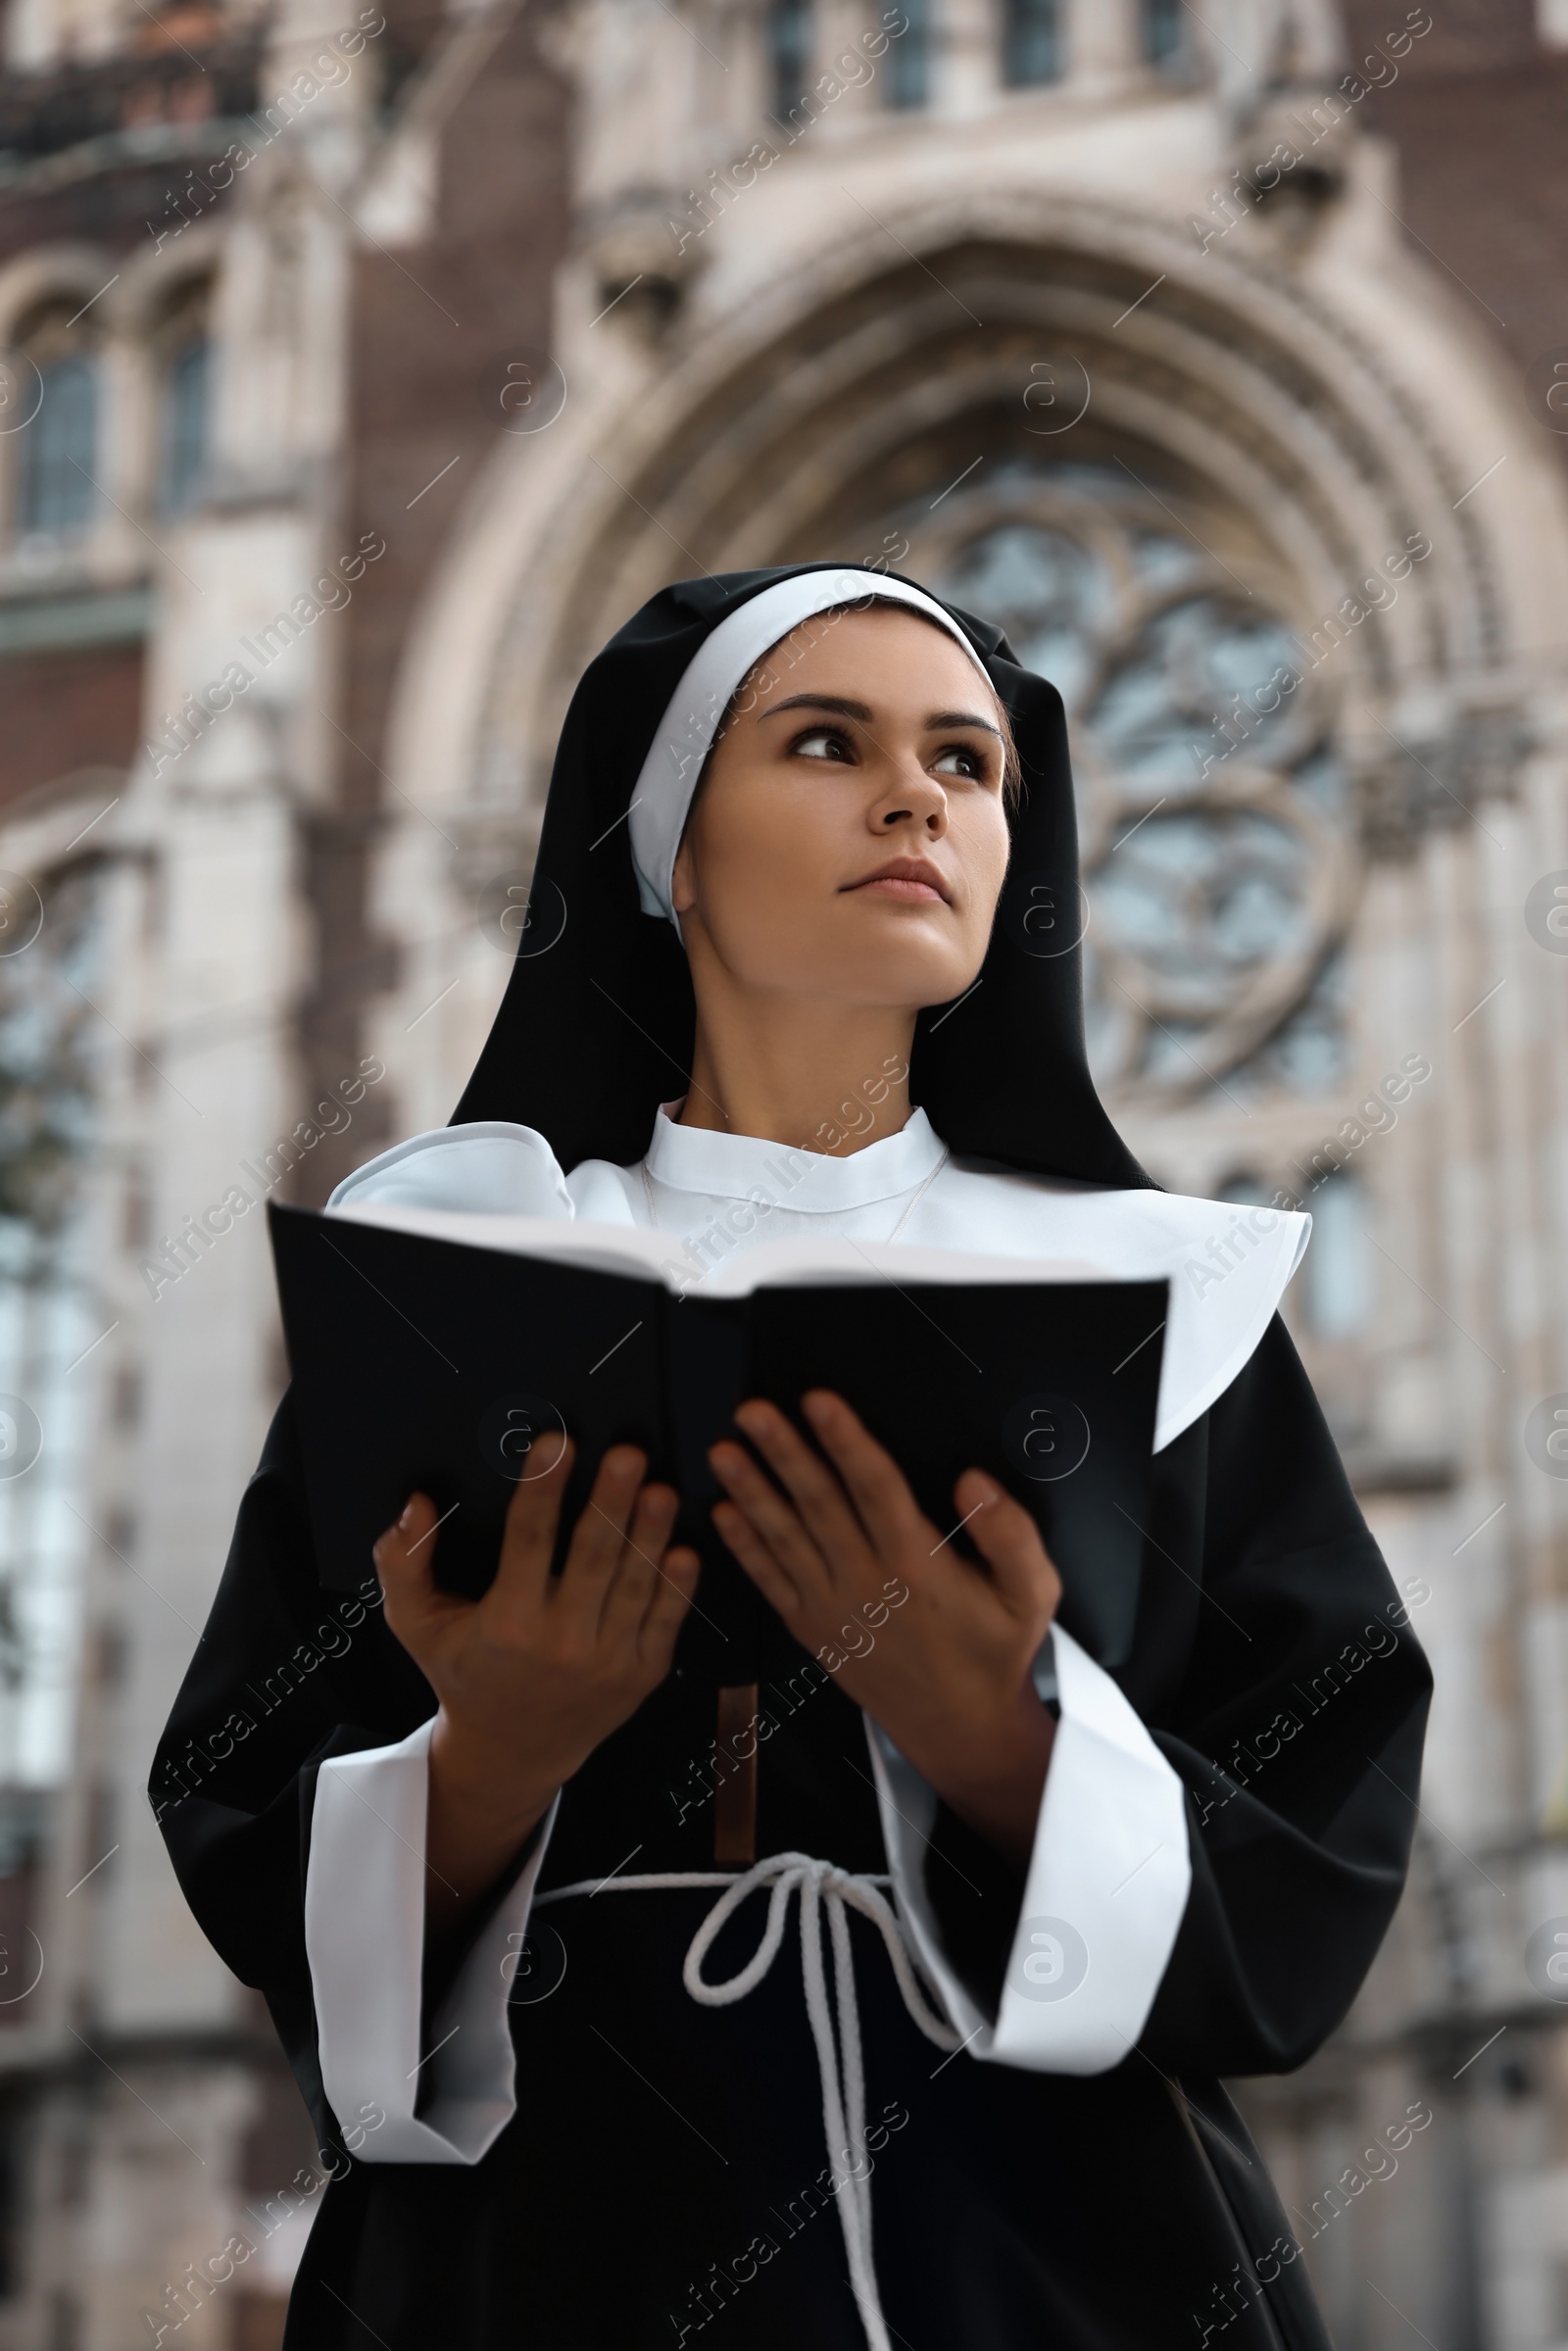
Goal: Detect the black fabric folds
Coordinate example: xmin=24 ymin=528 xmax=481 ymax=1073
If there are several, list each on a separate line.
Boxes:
xmin=154 ymin=1323 xmax=1431 ymax=2351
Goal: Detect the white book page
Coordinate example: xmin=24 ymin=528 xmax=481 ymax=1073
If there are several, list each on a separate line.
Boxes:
xmin=329 ymin=1200 xmax=700 ymax=1285
xmin=328 ymin=1199 xmax=1121 ymax=1297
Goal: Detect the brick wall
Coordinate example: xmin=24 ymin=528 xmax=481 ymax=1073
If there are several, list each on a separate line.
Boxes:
xmin=1340 ymin=2 xmax=1568 ymax=391
xmin=0 ymin=643 xmax=144 ymax=813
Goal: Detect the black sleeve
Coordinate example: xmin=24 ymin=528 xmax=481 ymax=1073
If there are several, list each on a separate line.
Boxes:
xmin=1141 ymin=1315 xmax=1432 ymax=2076
xmin=150 ymin=1391 xmax=436 ymax=2151
xmin=919 ymin=1316 xmax=1430 ymax=2076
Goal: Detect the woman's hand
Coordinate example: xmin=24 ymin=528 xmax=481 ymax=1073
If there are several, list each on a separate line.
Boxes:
xmin=374 ymin=1434 xmax=700 ymax=1927
xmin=709 ymin=1392 xmax=1059 ymax=1869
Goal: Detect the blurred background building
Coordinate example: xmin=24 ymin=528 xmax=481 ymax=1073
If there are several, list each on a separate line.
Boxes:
xmin=0 ymin=0 xmax=1565 ymax=2340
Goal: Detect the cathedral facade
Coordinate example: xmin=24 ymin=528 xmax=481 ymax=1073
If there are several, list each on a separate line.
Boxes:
xmin=0 ymin=0 xmax=1565 ymax=2342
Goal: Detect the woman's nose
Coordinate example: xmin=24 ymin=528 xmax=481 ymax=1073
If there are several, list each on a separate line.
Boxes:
xmin=874 ymin=761 xmax=948 ymax=832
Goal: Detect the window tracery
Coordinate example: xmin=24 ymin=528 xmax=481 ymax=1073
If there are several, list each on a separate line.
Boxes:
xmin=914 ymin=480 xmax=1357 ymax=1102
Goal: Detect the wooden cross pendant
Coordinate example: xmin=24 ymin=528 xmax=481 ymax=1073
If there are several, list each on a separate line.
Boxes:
xmin=713 ymin=1683 xmax=759 ymax=1865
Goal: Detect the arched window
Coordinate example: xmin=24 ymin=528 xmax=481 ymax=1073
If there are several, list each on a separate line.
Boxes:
xmin=767 ymin=0 xmax=812 ymax=125
xmin=157 ymin=335 xmax=210 ymax=516
xmin=1141 ymin=0 xmax=1183 ymax=67
xmin=1002 ymin=0 xmax=1060 ymax=86
xmin=0 ymin=861 xmax=106 ymax=1792
xmin=887 ymin=0 xmax=931 ymax=107
xmin=16 ymin=326 xmax=99 ymax=539
xmin=1298 ymin=1171 xmax=1371 ymax=1340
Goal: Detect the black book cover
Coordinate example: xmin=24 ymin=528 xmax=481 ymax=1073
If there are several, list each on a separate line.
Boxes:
xmin=269 ymin=1201 xmax=1167 ymax=1674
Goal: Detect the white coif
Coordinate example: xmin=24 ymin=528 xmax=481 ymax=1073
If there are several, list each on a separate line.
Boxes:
xmin=535 ymin=1853 xmax=961 ymax=2351
xmin=625 ymin=569 xmax=995 ymax=932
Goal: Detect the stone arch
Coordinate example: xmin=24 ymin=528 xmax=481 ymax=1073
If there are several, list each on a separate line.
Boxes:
xmin=368 ymin=183 xmax=1568 ymax=1135
xmin=0 ymin=243 xmax=115 ymax=344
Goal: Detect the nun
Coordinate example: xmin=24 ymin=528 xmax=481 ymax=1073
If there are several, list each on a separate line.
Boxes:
xmin=154 ymin=563 xmax=1432 ymax=2350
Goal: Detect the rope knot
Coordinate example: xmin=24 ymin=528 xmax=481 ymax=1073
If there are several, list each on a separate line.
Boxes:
xmin=537 ymin=1851 xmax=960 ymax=2351
xmin=679 ymin=1849 xmax=959 ymax=2351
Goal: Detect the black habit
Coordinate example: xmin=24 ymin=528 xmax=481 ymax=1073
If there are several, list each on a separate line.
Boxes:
xmin=154 ymin=563 xmax=1431 ymax=2350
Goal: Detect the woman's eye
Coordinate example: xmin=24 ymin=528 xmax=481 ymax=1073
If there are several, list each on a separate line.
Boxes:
xmin=791 ymin=726 xmax=853 ymax=762
xmin=932 ymin=744 xmax=988 ymax=781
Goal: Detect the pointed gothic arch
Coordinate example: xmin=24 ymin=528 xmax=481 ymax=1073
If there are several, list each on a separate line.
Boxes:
xmin=369 ymin=181 xmax=1568 ymax=1150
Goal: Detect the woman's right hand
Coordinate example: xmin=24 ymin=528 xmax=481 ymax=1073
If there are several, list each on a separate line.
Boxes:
xmin=373 ymin=1433 xmax=700 ymax=1923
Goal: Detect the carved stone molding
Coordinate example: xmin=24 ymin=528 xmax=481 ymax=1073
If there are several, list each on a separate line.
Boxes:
xmin=575 ymin=187 xmax=706 ymax=339
xmin=1355 ymin=697 xmax=1533 ymax=861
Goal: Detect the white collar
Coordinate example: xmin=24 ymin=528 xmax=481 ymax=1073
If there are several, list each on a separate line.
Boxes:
xmin=641 ymin=1102 xmax=948 ymax=1210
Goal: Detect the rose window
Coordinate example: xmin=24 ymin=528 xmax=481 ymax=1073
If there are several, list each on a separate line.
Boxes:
xmin=915 ymin=484 xmax=1357 ymax=1102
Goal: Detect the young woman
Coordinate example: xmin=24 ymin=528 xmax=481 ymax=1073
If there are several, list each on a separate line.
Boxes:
xmin=156 ymin=563 xmax=1431 ymax=2350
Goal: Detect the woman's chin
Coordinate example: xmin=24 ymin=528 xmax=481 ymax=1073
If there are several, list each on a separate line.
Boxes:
xmin=706 ymin=909 xmax=978 ymax=1008
xmin=828 ymin=957 xmax=980 ymax=1011
xmin=829 ymin=905 xmax=975 ymax=977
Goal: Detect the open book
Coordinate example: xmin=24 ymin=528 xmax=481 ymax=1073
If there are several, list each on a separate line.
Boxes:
xmin=270 ymin=1199 xmax=1169 ymax=1672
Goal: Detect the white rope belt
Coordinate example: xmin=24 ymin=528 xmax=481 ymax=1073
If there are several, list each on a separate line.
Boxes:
xmin=535 ymin=1850 xmax=961 ymax=2351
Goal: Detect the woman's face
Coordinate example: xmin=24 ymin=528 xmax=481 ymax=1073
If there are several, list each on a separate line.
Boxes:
xmin=670 ymin=607 xmax=1012 ymax=1012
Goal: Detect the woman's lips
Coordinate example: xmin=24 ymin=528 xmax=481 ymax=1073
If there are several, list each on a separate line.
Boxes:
xmin=853 ymin=874 xmax=947 ymax=902
xmin=847 ymin=858 xmax=952 ymax=903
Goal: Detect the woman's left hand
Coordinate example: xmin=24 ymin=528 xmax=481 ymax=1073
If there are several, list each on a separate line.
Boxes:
xmin=708 ymin=1390 xmax=1060 ymax=1868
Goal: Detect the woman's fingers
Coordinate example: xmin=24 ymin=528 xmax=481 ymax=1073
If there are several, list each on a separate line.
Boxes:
xmin=708 ymin=1432 xmax=838 ymax=1597
xmin=710 ymin=1497 xmax=806 ymax=1628
xmin=491 ymin=1430 xmax=575 ymax=1612
xmin=635 ymin=1540 xmax=702 ymax=1673
xmin=800 ymin=1392 xmax=926 ymax=1550
xmin=956 ymin=1468 xmax=1062 ymax=1626
xmin=725 ymin=1401 xmax=875 ymax=1581
xmin=554 ymin=1444 xmax=653 ymax=1633
xmin=597 ymin=1480 xmax=679 ymax=1641
xmin=587 ymin=1475 xmax=700 ymax=1675
xmin=374 ymin=1493 xmax=469 ymax=1659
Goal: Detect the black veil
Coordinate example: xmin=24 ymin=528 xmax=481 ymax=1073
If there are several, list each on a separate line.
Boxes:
xmin=453 ymin=563 xmax=1150 ymax=1190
